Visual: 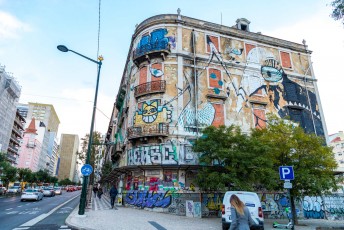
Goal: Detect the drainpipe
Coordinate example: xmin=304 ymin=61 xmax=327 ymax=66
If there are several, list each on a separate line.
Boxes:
xmin=192 ymin=29 xmax=198 ymax=135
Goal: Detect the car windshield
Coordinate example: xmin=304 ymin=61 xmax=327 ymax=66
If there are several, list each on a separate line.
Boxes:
xmin=54 ymin=187 xmax=61 ymax=190
xmin=25 ymin=189 xmax=34 ymax=192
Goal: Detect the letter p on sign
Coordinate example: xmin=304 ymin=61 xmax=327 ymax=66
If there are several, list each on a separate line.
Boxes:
xmin=279 ymin=166 xmax=294 ymax=180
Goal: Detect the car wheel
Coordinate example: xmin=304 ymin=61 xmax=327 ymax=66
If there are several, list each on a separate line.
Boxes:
xmin=21 ymin=199 xmax=24 ymax=202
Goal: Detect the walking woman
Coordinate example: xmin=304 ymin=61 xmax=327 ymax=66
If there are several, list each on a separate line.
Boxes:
xmin=229 ymin=194 xmax=255 ymax=230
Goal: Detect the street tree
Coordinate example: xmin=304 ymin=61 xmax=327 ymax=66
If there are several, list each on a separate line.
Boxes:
xmin=0 ymin=161 xmax=17 ymax=188
xmin=100 ymin=161 xmax=113 ymax=183
xmin=59 ymin=178 xmax=73 ymax=186
xmin=80 ymin=131 xmax=102 ymax=185
xmin=330 ymin=0 xmax=344 ymax=25
xmin=193 ymin=125 xmax=276 ymax=191
xmin=252 ymin=115 xmax=338 ymax=224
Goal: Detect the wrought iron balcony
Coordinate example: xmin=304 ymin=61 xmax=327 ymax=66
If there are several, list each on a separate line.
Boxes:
xmin=134 ymin=80 xmax=166 ymax=98
xmin=133 ymin=40 xmax=170 ymax=66
xmin=128 ymin=123 xmax=169 ymax=140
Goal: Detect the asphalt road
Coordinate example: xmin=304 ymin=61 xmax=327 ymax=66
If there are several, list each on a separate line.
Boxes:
xmin=0 ymin=190 xmax=80 ymax=230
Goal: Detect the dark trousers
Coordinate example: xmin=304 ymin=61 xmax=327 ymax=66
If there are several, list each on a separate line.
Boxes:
xmin=110 ymin=196 xmax=117 ymax=207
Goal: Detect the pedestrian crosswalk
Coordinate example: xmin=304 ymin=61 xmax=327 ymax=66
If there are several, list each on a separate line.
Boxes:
xmin=91 ymin=195 xmax=117 ymax=211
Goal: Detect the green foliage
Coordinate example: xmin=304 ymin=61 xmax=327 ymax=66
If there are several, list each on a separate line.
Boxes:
xmin=59 ymin=178 xmax=73 ymax=186
xmin=253 ymin=115 xmax=338 ymax=197
xmin=80 ymin=131 xmax=102 ymax=185
xmin=100 ymin=161 xmax=113 ymax=182
xmin=193 ymin=125 xmax=275 ymax=191
xmin=330 ymin=0 xmax=344 ymax=24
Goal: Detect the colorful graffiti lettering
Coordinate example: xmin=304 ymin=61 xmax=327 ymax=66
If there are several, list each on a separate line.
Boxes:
xmin=134 ymin=100 xmax=172 ymax=125
xmin=127 ymin=142 xmax=198 ymax=166
xmin=125 ymin=190 xmax=172 ymax=208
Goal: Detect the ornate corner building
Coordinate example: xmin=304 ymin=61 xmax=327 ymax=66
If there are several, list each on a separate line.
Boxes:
xmin=104 ymin=13 xmax=327 ymax=193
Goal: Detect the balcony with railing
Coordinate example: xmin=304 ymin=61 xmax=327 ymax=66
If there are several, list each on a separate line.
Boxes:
xmin=128 ymin=123 xmax=169 ymax=140
xmin=10 ymin=135 xmax=21 ymax=146
xmin=6 ymin=153 xmax=17 ymax=163
xmin=132 ymin=33 xmax=170 ymax=66
xmin=12 ymin=126 xmax=22 ymax=137
xmin=134 ymin=80 xmax=166 ymax=98
xmin=7 ymin=145 xmax=18 ymax=154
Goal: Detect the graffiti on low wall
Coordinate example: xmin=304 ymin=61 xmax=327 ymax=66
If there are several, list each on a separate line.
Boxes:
xmin=125 ymin=190 xmax=172 ymax=208
xmin=259 ymin=193 xmax=344 ymax=220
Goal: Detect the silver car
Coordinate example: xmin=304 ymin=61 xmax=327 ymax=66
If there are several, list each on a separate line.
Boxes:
xmin=42 ymin=187 xmax=55 ymax=197
xmin=54 ymin=187 xmax=62 ymax=195
xmin=7 ymin=186 xmax=22 ymax=194
xmin=21 ymin=189 xmax=43 ymax=201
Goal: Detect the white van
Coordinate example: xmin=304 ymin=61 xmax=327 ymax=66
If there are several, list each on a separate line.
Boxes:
xmin=221 ymin=191 xmax=264 ymax=230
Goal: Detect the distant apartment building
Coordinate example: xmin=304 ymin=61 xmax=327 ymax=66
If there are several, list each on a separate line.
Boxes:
xmin=17 ymin=118 xmax=42 ymax=171
xmin=329 ymin=131 xmax=344 ymax=169
xmin=18 ymin=103 xmax=60 ymax=175
xmin=0 ymin=64 xmax=21 ymax=159
xmin=7 ymin=110 xmax=26 ymax=165
xmin=58 ymin=134 xmax=79 ymax=182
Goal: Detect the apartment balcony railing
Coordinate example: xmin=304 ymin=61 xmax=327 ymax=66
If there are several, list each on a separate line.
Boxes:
xmin=128 ymin=123 xmax=169 ymax=140
xmin=6 ymin=153 xmax=17 ymax=163
xmin=8 ymin=145 xmax=19 ymax=153
xmin=14 ymin=118 xmax=25 ymax=129
xmin=12 ymin=126 xmax=22 ymax=136
xmin=10 ymin=135 xmax=20 ymax=145
xmin=134 ymin=80 xmax=166 ymax=98
xmin=133 ymin=40 xmax=170 ymax=66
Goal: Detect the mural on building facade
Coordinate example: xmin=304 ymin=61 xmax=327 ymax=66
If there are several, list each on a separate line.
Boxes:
xmin=205 ymin=34 xmax=324 ymax=135
xmin=134 ymin=99 xmax=172 ymax=125
xmin=127 ymin=141 xmax=198 ymax=166
xmin=134 ymin=28 xmax=176 ymax=58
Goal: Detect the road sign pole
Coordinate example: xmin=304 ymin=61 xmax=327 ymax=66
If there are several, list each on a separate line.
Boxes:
xmin=287 ymin=188 xmax=295 ymax=230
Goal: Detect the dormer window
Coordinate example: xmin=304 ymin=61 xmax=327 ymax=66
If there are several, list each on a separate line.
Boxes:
xmin=236 ymin=18 xmax=250 ymax=32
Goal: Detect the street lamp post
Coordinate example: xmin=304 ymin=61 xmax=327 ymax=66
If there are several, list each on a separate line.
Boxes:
xmin=57 ymin=45 xmax=103 ymax=215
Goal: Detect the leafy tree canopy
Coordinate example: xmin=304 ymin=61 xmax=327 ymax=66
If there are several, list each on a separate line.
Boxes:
xmin=193 ymin=125 xmax=275 ymax=191
xmin=330 ymin=0 xmax=344 ymax=25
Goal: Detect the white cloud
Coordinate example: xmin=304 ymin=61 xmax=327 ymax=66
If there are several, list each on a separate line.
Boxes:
xmin=0 ymin=11 xmax=31 ymax=39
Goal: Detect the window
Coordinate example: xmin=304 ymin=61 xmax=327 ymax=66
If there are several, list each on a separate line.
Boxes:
xmin=245 ymin=43 xmax=258 ymax=63
xmin=211 ymin=103 xmax=224 ymax=127
xmin=206 ymin=35 xmax=219 ymax=53
xmin=208 ymin=68 xmax=223 ymax=90
xmin=280 ymin=51 xmax=292 ymax=69
xmin=139 ymin=66 xmax=148 ymax=84
xmin=252 ymin=104 xmax=266 ymax=129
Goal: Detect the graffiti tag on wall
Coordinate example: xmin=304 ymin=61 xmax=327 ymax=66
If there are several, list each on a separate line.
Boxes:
xmin=125 ymin=190 xmax=172 ymax=208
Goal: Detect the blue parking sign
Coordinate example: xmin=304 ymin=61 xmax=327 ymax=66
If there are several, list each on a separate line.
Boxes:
xmin=279 ymin=166 xmax=294 ymax=180
xmin=81 ymin=164 xmax=93 ymax=176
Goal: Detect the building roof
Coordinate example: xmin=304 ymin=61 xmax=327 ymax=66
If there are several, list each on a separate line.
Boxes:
xmin=25 ymin=118 xmax=38 ymax=134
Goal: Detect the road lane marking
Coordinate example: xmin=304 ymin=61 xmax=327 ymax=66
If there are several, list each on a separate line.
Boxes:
xmin=60 ymin=225 xmax=69 ymax=228
xmin=12 ymin=227 xmax=29 ymax=230
xmin=17 ymin=205 xmax=23 ymax=207
xmin=19 ymin=194 xmax=80 ymax=227
xmin=5 ymin=208 xmax=13 ymax=210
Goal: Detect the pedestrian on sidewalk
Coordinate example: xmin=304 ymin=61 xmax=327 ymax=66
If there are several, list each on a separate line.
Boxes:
xmin=97 ymin=187 xmax=103 ymax=199
xmin=109 ymin=184 xmax=118 ymax=209
xmin=229 ymin=194 xmax=255 ymax=230
xmin=93 ymin=185 xmax=98 ymax=197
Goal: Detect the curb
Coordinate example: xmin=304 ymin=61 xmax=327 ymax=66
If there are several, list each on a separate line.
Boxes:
xmin=65 ymin=202 xmax=95 ymax=230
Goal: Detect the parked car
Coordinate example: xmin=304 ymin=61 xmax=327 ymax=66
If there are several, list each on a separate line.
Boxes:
xmin=42 ymin=187 xmax=55 ymax=197
xmin=54 ymin=187 xmax=62 ymax=195
xmin=77 ymin=186 xmax=82 ymax=190
xmin=221 ymin=191 xmax=264 ymax=230
xmin=7 ymin=186 xmax=22 ymax=194
xmin=66 ymin=186 xmax=75 ymax=192
xmin=0 ymin=187 xmax=7 ymax=195
xmin=21 ymin=189 xmax=43 ymax=201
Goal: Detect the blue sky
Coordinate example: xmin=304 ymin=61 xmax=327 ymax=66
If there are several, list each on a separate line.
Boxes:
xmin=0 ymin=0 xmax=343 ymax=140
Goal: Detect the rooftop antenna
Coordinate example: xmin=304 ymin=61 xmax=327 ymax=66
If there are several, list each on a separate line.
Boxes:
xmin=221 ymin=12 xmax=222 ymax=25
